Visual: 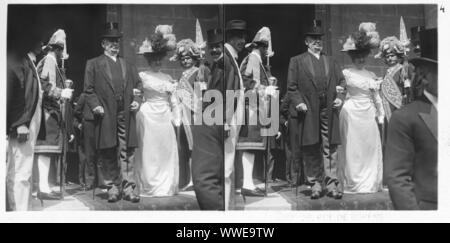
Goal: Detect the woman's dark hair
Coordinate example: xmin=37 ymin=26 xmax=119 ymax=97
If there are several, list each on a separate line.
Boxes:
xmin=347 ymin=48 xmax=371 ymax=60
xmin=143 ymin=51 xmax=167 ymax=65
xmin=142 ymin=32 xmax=173 ymax=65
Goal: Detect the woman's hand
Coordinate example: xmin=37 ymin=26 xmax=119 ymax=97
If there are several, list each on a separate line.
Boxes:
xmin=172 ymin=118 xmax=181 ymax=127
xmin=370 ymin=77 xmax=383 ymax=91
xmin=130 ymin=101 xmax=140 ymax=112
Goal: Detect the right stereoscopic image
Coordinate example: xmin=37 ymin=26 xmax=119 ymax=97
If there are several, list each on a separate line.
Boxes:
xmin=223 ymin=4 xmax=438 ymax=211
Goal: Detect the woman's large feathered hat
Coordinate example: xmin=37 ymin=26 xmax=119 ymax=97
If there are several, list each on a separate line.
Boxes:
xmin=341 ymin=22 xmax=380 ymax=52
xmin=138 ymin=25 xmax=177 ymax=55
xmin=374 ymin=36 xmax=408 ymax=58
xmin=169 ymin=38 xmax=203 ymax=61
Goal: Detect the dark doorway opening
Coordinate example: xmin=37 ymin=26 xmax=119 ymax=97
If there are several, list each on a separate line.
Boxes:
xmin=224 ymin=5 xmax=315 ymax=186
xmin=8 ymin=4 xmax=107 ymax=96
xmin=224 ymin=4 xmax=315 ymax=94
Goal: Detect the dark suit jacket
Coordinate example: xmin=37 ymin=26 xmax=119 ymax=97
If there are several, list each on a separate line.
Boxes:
xmin=7 ymin=54 xmax=41 ymax=138
xmin=224 ymin=47 xmax=242 ymax=126
xmin=83 ymin=54 xmax=142 ymax=149
xmin=286 ymin=52 xmax=345 ymax=146
xmin=384 ymin=96 xmax=437 ymax=210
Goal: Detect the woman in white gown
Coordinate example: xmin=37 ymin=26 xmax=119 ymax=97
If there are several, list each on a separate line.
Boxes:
xmin=134 ymin=26 xmax=181 ymax=197
xmin=338 ymin=23 xmax=385 ymax=194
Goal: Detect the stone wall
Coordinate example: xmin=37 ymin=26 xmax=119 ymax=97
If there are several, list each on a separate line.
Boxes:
xmin=108 ymin=5 xmax=220 ymax=80
xmin=317 ymin=4 xmax=437 ymax=77
xmin=106 ymin=4 xmax=437 ymax=80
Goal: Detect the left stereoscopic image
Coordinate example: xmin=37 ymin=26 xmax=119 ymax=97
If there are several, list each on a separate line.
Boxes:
xmin=5 ymin=4 xmax=225 ymax=211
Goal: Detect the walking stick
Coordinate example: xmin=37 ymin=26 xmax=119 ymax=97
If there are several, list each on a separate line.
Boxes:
xmin=264 ymin=138 xmax=269 ymax=197
xmin=60 ymin=79 xmax=73 ymax=200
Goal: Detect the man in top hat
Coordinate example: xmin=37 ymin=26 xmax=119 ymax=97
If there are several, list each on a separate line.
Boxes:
xmin=287 ymin=19 xmax=345 ymax=200
xmin=191 ymin=28 xmax=225 ymax=210
xmin=384 ymin=28 xmax=438 ymax=210
xmin=83 ymin=22 xmax=142 ymax=203
xmin=224 ymin=19 xmax=247 ymax=209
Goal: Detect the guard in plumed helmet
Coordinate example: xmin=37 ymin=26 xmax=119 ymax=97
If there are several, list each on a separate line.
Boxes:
xmin=376 ymin=36 xmax=415 ymax=122
xmin=34 ymin=29 xmax=74 ymax=202
xmin=236 ymin=26 xmax=279 ymax=200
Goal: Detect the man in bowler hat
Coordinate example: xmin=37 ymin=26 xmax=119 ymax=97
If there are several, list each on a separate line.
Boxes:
xmin=83 ymin=22 xmax=142 ymax=203
xmin=286 ymin=20 xmax=345 ymax=200
xmin=385 ymin=28 xmax=438 ymax=210
xmin=224 ymin=20 xmax=247 ymax=209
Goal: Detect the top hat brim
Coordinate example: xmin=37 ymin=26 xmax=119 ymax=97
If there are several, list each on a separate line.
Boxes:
xmin=207 ymin=36 xmax=224 ymax=45
xmin=304 ymin=32 xmax=324 ymax=36
xmin=101 ymin=32 xmax=123 ymax=38
xmin=225 ymin=27 xmax=247 ymax=33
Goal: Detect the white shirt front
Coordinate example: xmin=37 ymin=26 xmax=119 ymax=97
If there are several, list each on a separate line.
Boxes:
xmin=225 ymin=43 xmax=238 ymax=60
xmin=308 ymin=48 xmax=321 ymax=60
xmin=424 ymin=90 xmax=438 ymax=110
xmin=28 ymin=52 xmax=37 ymax=64
xmin=104 ymin=51 xmax=117 ymax=62
xmin=214 ymin=53 xmax=224 ymax=62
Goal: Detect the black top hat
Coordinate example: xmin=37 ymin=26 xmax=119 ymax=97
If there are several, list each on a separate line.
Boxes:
xmin=410 ymin=28 xmax=437 ymax=66
xmin=304 ymin=19 xmax=324 ymax=36
xmin=207 ymin=28 xmax=223 ymax=45
xmin=101 ymin=22 xmax=122 ymax=38
xmin=410 ymin=26 xmax=425 ymax=44
xmin=225 ymin=20 xmax=247 ymax=32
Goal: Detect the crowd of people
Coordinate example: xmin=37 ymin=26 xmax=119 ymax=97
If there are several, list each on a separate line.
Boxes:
xmin=6 ymin=17 xmax=438 ymax=211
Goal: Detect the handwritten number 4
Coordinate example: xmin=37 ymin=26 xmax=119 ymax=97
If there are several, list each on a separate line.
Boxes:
xmin=440 ymin=5 xmax=445 ymax=13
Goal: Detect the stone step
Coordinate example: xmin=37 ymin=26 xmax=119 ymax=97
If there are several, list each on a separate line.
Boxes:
xmin=235 ymin=182 xmax=393 ymax=210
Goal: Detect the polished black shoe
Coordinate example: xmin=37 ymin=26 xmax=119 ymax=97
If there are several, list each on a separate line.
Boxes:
xmin=310 ymin=190 xmax=321 ymax=200
xmin=123 ymin=193 xmax=140 ymax=203
xmin=107 ymin=193 xmax=120 ymax=203
xmin=37 ymin=192 xmax=61 ymax=201
xmin=255 ymin=187 xmax=266 ymax=194
xmin=107 ymin=186 xmax=121 ymax=203
xmin=327 ymin=189 xmax=343 ymax=200
xmin=241 ymin=188 xmax=265 ymax=203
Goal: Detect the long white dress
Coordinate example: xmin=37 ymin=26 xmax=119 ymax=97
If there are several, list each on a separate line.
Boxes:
xmin=135 ymin=70 xmax=180 ymax=197
xmin=338 ymin=68 xmax=384 ymax=194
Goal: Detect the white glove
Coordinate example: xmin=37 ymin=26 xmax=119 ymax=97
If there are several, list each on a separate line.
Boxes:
xmin=336 ymin=85 xmax=345 ymax=93
xmin=404 ymin=79 xmax=411 ymax=88
xmin=265 ymin=85 xmax=278 ymax=98
xmin=61 ymin=88 xmax=74 ymax=99
xmin=378 ymin=116 xmax=385 ymax=124
xmin=133 ymin=88 xmax=142 ymax=96
xmin=172 ymin=119 xmax=181 ymax=127
xmin=166 ymin=82 xmax=178 ymax=93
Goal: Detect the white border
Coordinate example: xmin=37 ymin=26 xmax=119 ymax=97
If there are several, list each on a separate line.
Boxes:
xmin=1 ymin=0 xmax=449 ymax=223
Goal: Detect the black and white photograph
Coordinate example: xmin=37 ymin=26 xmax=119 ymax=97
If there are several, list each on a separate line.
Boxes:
xmin=1 ymin=0 xmax=448 ymax=223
